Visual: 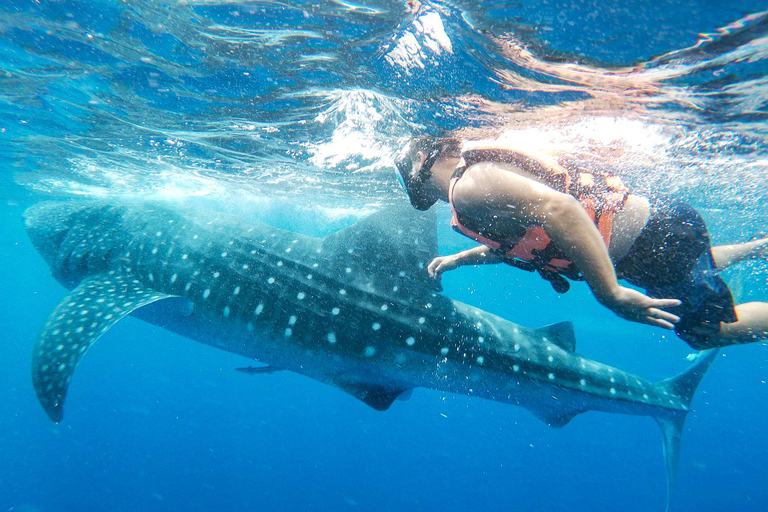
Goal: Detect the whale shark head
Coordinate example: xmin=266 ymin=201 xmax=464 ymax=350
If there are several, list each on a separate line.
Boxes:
xmin=24 ymin=202 xmax=78 ymax=267
xmin=25 ymin=201 xmax=132 ymax=287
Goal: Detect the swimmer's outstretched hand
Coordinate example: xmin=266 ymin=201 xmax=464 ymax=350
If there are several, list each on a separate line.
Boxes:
xmin=599 ymin=286 xmax=682 ymax=330
xmin=428 ymin=246 xmax=503 ymax=280
xmin=428 ymin=254 xmax=461 ymax=280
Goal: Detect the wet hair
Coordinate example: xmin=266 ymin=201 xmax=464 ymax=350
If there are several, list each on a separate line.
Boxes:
xmin=395 ymin=137 xmax=461 ymax=210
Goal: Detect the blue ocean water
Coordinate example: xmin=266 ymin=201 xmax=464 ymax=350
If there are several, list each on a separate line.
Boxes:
xmin=1 ymin=1 xmax=767 ymax=511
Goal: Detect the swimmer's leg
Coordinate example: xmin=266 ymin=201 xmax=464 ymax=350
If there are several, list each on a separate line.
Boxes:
xmin=716 ymin=302 xmax=768 ymax=344
xmin=711 ymin=234 xmax=768 ymax=270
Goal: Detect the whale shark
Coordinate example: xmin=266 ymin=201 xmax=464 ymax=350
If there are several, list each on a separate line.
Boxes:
xmin=25 ymin=199 xmax=716 ymax=511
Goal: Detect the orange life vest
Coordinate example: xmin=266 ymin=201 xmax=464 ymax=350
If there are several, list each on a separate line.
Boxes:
xmin=448 ymin=148 xmax=629 ymax=292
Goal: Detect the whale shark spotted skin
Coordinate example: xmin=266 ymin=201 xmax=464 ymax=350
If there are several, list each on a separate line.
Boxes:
xmin=25 ymin=199 xmax=716 ymax=511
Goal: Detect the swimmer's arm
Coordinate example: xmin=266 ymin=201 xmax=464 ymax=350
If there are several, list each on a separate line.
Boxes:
xmin=427 ymin=246 xmax=502 ymax=279
xmin=533 ymin=189 xmax=683 ymax=329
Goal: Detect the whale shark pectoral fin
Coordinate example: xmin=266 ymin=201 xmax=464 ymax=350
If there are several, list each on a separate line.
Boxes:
xmin=333 ymin=379 xmax=413 ymax=411
xmin=32 ymin=271 xmax=177 ymax=423
xmin=534 ymin=321 xmax=576 ymax=352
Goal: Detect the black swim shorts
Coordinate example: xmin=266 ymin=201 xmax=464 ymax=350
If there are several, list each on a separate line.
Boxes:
xmin=614 ymin=198 xmax=737 ymax=349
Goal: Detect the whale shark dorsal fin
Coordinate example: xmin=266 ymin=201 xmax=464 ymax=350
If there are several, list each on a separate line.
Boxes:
xmin=534 ymin=321 xmax=576 ymax=352
xmin=32 ymin=270 xmax=178 ymax=423
xmin=320 ymin=201 xmax=442 ymax=299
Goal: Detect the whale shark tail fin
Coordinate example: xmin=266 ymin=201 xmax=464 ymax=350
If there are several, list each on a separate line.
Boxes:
xmin=654 ymin=348 xmax=719 ymax=512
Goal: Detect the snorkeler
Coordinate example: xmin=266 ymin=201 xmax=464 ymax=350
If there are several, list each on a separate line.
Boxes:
xmin=396 ymin=137 xmax=768 ymax=349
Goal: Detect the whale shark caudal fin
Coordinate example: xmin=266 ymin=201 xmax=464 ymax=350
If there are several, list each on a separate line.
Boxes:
xmin=653 ymin=349 xmax=719 ymax=512
xmin=32 ymin=270 xmax=179 ymax=423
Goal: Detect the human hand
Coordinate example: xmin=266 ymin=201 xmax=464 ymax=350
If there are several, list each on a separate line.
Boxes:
xmin=600 ymin=286 xmax=681 ymax=329
xmin=427 ymin=255 xmax=461 ymax=280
